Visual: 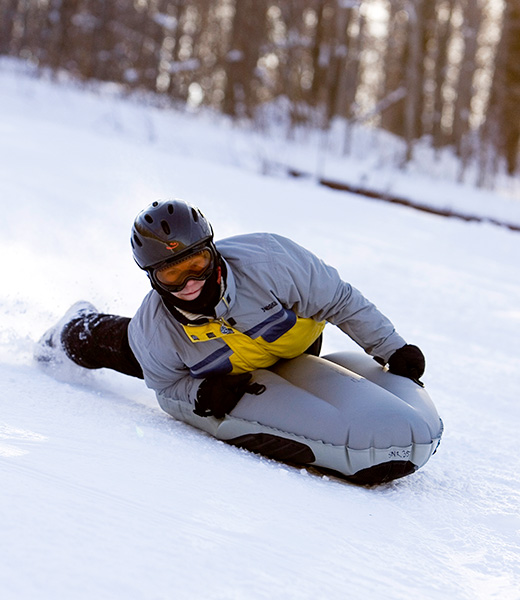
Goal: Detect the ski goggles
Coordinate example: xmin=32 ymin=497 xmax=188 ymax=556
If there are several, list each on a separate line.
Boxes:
xmin=152 ymin=247 xmax=215 ymax=293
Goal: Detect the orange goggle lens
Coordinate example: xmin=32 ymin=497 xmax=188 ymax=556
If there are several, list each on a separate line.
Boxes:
xmin=154 ymin=249 xmax=213 ymax=291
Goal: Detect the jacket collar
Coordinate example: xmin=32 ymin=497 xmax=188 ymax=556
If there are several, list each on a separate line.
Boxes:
xmin=214 ymin=258 xmax=235 ymax=318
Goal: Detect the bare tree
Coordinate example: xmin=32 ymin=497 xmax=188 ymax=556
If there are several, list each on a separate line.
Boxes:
xmin=479 ymin=0 xmax=520 ymax=183
xmin=328 ymin=2 xmax=358 ymax=121
xmin=222 ymin=0 xmax=268 ymax=118
xmin=452 ymin=0 xmax=481 ymax=162
xmin=431 ymin=0 xmax=456 ymax=149
xmin=0 ymin=0 xmax=19 ymax=55
xmin=380 ymin=0 xmax=408 ymax=137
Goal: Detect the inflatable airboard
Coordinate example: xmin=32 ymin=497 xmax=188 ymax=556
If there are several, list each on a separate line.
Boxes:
xmin=157 ymin=351 xmax=443 ymax=485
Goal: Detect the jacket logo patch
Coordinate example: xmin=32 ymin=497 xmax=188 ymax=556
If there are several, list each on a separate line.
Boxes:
xmin=261 ymin=301 xmax=277 ymax=313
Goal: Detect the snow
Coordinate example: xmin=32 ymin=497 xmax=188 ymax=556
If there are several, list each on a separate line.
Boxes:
xmin=1 ymin=58 xmax=520 ymax=599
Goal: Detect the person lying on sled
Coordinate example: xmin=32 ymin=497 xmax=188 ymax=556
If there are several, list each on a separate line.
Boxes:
xmin=37 ymin=198 xmax=425 ymax=420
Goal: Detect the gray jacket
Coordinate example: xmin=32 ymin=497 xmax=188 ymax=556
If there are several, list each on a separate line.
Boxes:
xmin=128 ymin=233 xmax=406 ymax=405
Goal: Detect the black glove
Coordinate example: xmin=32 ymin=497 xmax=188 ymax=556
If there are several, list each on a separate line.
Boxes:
xmin=194 ymin=373 xmax=265 ymax=418
xmin=387 ymin=344 xmax=426 ymax=387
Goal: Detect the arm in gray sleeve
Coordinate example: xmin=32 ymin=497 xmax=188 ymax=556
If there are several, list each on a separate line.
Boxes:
xmin=268 ymin=234 xmax=406 ymax=362
xmin=127 ymin=292 xmax=202 ymax=405
xmin=141 ymin=345 xmax=202 ymax=405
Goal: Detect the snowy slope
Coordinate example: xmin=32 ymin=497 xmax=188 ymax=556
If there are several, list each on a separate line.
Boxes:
xmin=1 ymin=60 xmax=520 ymax=600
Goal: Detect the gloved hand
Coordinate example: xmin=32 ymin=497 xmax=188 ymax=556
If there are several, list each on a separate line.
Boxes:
xmin=193 ymin=373 xmax=265 ymax=418
xmin=387 ymin=344 xmax=426 ymax=387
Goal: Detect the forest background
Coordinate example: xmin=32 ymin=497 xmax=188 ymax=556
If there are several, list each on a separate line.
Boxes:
xmin=1 ymin=0 xmax=519 ymax=191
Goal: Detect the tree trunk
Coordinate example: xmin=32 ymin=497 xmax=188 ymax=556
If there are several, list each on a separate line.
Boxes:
xmin=222 ymin=0 xmax=267 ymax=118
xmin=479 ymin=0 xmax=520 ymax=182
xmin=380 ymin=0 xmax=408 ymax=137
xmin=403 ymin=0 xmax=425 ymax=161
xmin=431 ymin=0 xmax=456 ymax=149
xmin=453 ymin=0 xmax=480 ymax=158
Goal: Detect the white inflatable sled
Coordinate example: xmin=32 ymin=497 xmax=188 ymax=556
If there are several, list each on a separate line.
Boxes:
xmin=157 ymin=351 xmax=443 ymax=485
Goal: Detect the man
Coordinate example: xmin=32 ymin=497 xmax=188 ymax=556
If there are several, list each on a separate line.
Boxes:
xmin=36 ymin=199 xmax=436 ymax=484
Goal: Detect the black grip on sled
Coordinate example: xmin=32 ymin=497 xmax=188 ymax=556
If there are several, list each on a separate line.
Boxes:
xmin=245 ymin=382 xmax=266 ymax=396
xmin=194 ymin=373 xmax=266 ymax=418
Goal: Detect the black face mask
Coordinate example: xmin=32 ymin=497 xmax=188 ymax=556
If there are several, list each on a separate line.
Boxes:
xmin=154 ymin=259 xmax=226 ymax=320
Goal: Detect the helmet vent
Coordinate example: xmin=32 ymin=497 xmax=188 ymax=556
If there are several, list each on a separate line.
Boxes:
xmin=133 ymin=234 xmax=143 ymax=247
xmin=144 ymin=214 xmax=154 ymax=224
xmin=161 ymin=220 xmax=171 ymax=235
xmin=167 ymin=203 xmax=174 ymax=214
xmin=191 ymin=208 xmax=199 ymax=222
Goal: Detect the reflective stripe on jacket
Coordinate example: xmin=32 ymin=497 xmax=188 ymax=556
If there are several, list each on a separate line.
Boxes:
xmin=183 ymin=313 xmax=326 ymax=376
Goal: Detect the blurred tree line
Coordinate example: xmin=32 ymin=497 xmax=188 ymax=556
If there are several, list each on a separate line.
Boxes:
xmin=1 ymin=0 xmax=519 ymax=186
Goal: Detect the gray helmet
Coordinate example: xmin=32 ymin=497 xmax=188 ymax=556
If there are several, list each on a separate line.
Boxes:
xmin=131 ymin=199 xmax=214 ymax=270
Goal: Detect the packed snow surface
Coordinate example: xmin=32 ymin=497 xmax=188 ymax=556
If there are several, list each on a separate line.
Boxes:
xmin=1 ymin=61 xmax=520 ymax=599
